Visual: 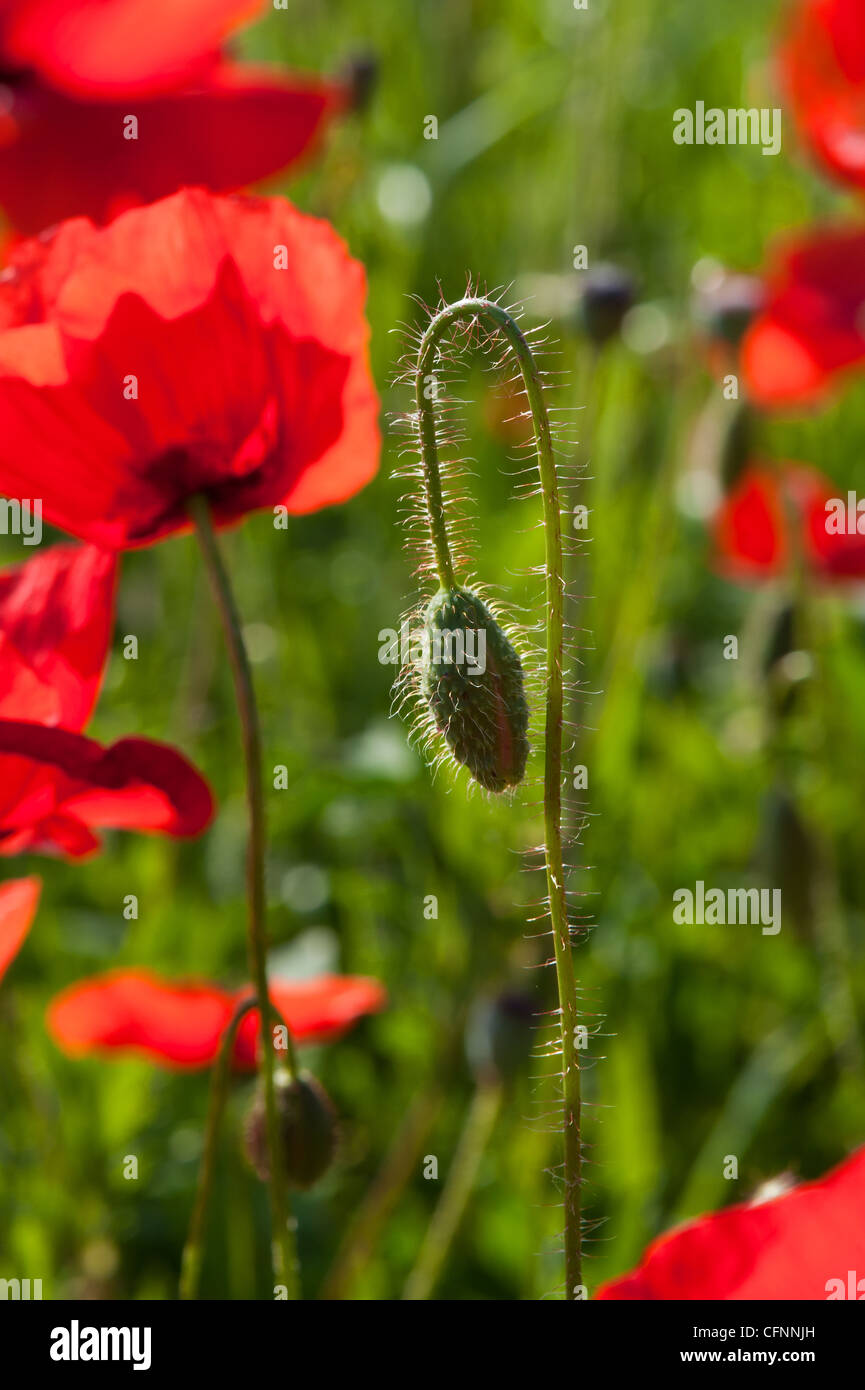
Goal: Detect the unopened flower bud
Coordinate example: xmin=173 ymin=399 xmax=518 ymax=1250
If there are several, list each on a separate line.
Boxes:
xmin=420 ymin=586 xmax=529 ymax=793
xmin=244 ymin=1071 xmax=337 ymax=1190
xmin=466 ymin=990 xmax=535 ymax=1086
xmin=693 ymin=267 xmax=764 ymax=347
xmin=577 ymin=263 xmax=635 ymax=344
xmin=341 ymin=52 xmax=378 ymax=112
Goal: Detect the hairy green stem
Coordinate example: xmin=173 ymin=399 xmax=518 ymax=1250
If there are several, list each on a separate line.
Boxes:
xmin=402 ymin=1082 xmax=502 ymax=1300
xmin=189 ymin=496 xmax=298 ymax=1299
xmin=414 ymin=298 xmax=583 ymax=1297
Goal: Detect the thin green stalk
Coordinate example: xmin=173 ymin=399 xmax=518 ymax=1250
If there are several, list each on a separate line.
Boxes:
xmin=322 ymin=1088 xmax=442 ymax=1300
xmin=402 ymin=1082 xmax=502 ymax=1300
xmin=180 ymin=995 xmax=258 ymax=1300
xmin=414 ymin=297 xmax=583 ymax=1297
xmin=189 ymin=495 xmax=297 ymax=1299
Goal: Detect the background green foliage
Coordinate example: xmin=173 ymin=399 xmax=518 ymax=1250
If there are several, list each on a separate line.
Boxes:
xmin=3 ymin=0 xmax=865 ymax=1300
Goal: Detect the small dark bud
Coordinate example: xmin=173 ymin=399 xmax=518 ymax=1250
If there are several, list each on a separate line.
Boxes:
xmin=577 ymin=263 xmax=635 ymax=344
xmin=420 ymin=586 xmax=529 ymax=793
xmin=693 ymin=268 xmax=764 ymax=347
xmin=341 ymin=52 xmax=378 ymax=113
xmin=244 ymin=1072 xmax=337 ymax=1190
xmin=466 ymin=990 xmax=535 ymax=1086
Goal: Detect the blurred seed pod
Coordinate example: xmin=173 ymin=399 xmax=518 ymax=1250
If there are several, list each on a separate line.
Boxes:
xmin=692 ymin=263 xmax=764 ymax=348
xmin=420 ymin=586 xmax=529 ymax=793
xmin=244 ymin=1071 xmax=338 ymax=1190
xmin=341 ymin=51 xmax=379 ymax=112
xmin=576 ymin=262 xmax=636 ymax=345
xmin=466 ymin=990 xmax=535 ymax=1086
xmin=758 ymin=784 xmax=817 ymax=935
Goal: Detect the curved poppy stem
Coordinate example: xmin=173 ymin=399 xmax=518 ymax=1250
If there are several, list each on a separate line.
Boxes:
xmin=180 ymin=995 xmax=257 ymax=1300
xmin=188 ymin=495 xmax=298 ymax=1300
xmin=414 ymin=298 xmax=582 ymax=1298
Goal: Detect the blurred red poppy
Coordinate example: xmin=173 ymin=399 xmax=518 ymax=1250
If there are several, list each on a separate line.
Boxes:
xmin=48 ymin=968 xmax=388 ymax=1069
xmin=0 ymin=0 xmax=262 ymax=98
xmin=0 ymin=543 xmax=115 ymax=728
xmin=0 ymin=188 xmax=379 ymax=548
xmin=0 ymin=724 xmax=214 ymax=857
xmin=0 ymin=1 xmax=348 ymax=235
xmin=0 ymin=873 xmax=39 ymax=981
xmin=741 ymin=227 xmax=865 ymax=408
xmin=714 ymin=462 xmax=865 ymax=583
xmin=782 ymin=0 xmax=865 ymax=193
xmin=596 ymin=1145 xmax=865 ymax=1299
xmin=0 ymin=65 xmax=343 ymax=237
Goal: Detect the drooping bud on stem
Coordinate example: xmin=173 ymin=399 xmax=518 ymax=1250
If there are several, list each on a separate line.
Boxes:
xmin=405 ymin=294 xmax=584 ymax=1298
xmin=245 ymin=1071 xmax=337 ymax=1190
xmin=421 ymin=586 xmax=529 ymax=793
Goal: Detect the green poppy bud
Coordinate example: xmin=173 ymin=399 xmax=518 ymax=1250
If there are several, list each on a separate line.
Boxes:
xmin=420 ymin=586 xmax=529 ymax=793
xmin=244 ymin=1071 xmax=337 ymax=1190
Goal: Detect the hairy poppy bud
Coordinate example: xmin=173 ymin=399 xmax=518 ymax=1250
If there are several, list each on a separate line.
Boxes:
xmin=466 ymin=990 xmax=535 ymax=1086
xmin=244 ymin=1071 xmax=337 ymax=1190
xmin=420 ymin=586 xmax=529 ymax=793
xmin=577 ymin=263 xmax=635 ymax=344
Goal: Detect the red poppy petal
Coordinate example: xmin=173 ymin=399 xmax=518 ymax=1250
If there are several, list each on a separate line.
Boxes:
xmin=0 ymin=190 xmax=379 ymax=547
xmin=47 ymin=970 xmax=387 ymax=1070
xmin=742 ymin=319 xmax=829 ymax=407
xmin=596 ymin=1145 xmax=865 ymax=1300
xmin=3 ymin=0 xmax=261 ymax=97
xmin=47 ymin=969 xmax=236 ymax=1067
xmin=0 ymin=67 xmax=342 ymax=237
xmin=0 ymin=544 xmax=116 ymax=728
xmin=0 ymin=722 xmax=214 ymax=857
xmin=0 ymin=874 xmax=40 ymax=981
xmin=742 ymin=227 xmax=865 ymax=409
xmin=714 ymin=466 xmax=788 ymax=579
xmin=713 ymin=461 xmax=862 ymax=585
xmin=781 ymin=0 xmax=865 ymax=192
xmin=232 ymin=974 xmax=389 ymax=1067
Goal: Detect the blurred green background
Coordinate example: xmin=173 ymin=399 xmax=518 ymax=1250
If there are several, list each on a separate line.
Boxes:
xmin=3 ymin=0 xmax=865 ymax=1300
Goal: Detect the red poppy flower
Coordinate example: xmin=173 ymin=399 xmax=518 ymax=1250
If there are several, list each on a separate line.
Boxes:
xmin=0 ymin=543 xmax=115 ymax=729
xmin=0 ymin=64 xmax=343 ymax=236
xmin=714 ymin=462 xmax=865 ymax=582
xmin=0 ymin=188 xmax=379 ymax=548
xmin=781 ymin=0 xmax=865 ymax=193
xmin=0 ymin=873 xmax=39 ymax=981
xmin=47 ymin=968 xmax=387 ymax=1069
xmin=0 ymin=0 xmax=262 ymax=98
xmin=741 ymin=227 xmax=865 ymax=408
xmin=596 ymin=1144 xmax=865 ymax=1300
xmin=0 ymin=724 xmax=214 ymax=857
